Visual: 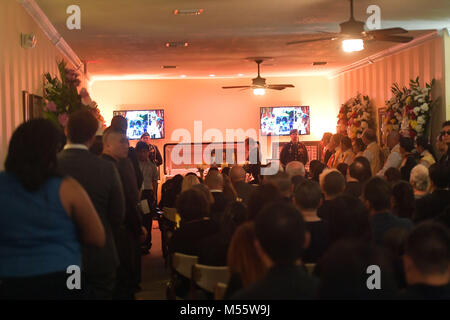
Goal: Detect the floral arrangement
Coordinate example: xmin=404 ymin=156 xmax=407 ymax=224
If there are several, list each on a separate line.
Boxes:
xmin=337 ymin=93 xmax=373 ymax=139
xmin=383 ymin=78 xmax=434 ymax=139
xmin=382 ymin=83 xmax=408 ymax=137
xmin=401 ymin=78 xmax=434 ymax=138
xmin=43 ymin=60 xmax=105 ymax=128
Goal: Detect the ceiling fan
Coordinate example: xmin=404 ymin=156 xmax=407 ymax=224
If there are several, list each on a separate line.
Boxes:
xmin=222 ymin=59 xmax=294 ymax=95
xmin=287 ymin=0 xmax=413 ymax=52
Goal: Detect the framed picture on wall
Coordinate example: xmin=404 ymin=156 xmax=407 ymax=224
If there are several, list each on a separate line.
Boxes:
xmin=377 ymin=107 xmax=386 ymax=146
xmin=23 ymin=91 xmax=44 ymax=121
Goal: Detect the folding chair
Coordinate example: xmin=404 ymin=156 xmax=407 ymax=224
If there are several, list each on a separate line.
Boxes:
xmin=191 ymin=264 xmax=230 ymax=299
xmin=214 ymin=282 xmax=228 ymax=300
xmin=166 ymin=253 xmax=198 ymax=300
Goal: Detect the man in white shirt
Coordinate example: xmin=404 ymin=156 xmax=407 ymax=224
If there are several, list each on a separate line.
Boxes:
xmin=377 ymin=131 xmax=402 ymax=176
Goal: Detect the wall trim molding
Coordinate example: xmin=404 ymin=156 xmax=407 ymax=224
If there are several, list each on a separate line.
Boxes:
xmin=328 ymin=30 xmax=441 ymax=79
xmin=18 ymin=0 xmax=83 ymax=71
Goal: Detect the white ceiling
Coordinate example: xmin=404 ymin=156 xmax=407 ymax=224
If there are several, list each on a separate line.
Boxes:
xmin=34 ymin=0 xmax=450 ymax=78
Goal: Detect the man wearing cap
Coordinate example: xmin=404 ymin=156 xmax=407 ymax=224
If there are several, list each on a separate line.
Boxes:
xmin=280 ymin=129 xmax=309 ymax=167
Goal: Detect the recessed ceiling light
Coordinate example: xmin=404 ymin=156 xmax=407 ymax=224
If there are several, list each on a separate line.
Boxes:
xmin=173 ymin=9 xmax=204 ymax=16
xmin=238 ymin=74 xmax=244 ymax=77
xmin=180 ymin=75 xmax=186 ymax=78
xmin=165 ymin=42 xmax=189 ymax=48
xmin=209 ymin=74 xmax=215 ymax=77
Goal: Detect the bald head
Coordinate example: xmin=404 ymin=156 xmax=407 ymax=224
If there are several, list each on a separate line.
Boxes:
xmin=285 ymin=161 xmax=305 ymax=178
xmin=205 ymin=170 xmax=224 ymax=191
xmin=230 ymin=165 xmax=246 ymax=183
xmin=387 ymin=131 xmax=400 ymax=149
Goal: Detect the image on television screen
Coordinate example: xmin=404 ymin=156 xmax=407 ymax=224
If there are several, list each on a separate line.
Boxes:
xmin=260 ymin=106 xmax=310 ymax=136
xmin=113 ymin=109 xmax=165 ymax=140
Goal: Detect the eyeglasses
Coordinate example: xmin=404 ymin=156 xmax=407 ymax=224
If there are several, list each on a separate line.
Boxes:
xmin=440 ymin=130 xmax=450 ymax=136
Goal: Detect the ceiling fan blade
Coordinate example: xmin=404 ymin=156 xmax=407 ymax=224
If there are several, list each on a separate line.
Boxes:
xmin=222 ymin=86 xmax=252 ymax=89
xmin=267 ymin=84 xmax=295 ymax=90
xmin=287 ymin=36 xmax=337 ymax=45
xmin=366 ymin=27 xmax=408 ymax=36
xmin=373 ymin=34 xmax=413 ymax=43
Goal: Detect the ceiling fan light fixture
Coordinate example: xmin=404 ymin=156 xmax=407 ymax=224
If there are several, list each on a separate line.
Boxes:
xmin=342 ymin=39 xmax=364 ymax=52
xmin=253 ymin=88 xmax=265 ymax=96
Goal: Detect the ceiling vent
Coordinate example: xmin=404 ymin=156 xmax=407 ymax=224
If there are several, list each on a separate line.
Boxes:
xmin=165 ymin=42 xmax=189 ymax=48
xmin=173 ymin=9 xmax=204 ymax=15
xmin=313 ymin=61 xmax=327 ymax=66
xmin=162 ymin=65 xmax=177 ymax=69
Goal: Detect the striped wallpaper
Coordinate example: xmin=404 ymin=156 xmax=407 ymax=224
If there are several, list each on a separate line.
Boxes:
xmin=331 ymin=35 xmax=446 ymax=141
xmin=0 ymin=0 xmax=80 ymax=170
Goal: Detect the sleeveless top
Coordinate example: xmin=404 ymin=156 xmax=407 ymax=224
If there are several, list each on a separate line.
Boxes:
xmin=0 ymin=172 xmax=81 ymax=278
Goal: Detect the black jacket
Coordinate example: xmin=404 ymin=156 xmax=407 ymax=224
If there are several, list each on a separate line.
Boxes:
xmin=58 ymin=149 xmax=125 ymax=274
xmin=233 ymin=181 xmax=254 ymax=205
xmin=280 ymin=141 xmax=309 ymax=166
xmin=231 ymin=265 xmax=318 ymax=300
xmin=414 ymin=189 xmax=450 ymax=223
xmin=168 ymin=218 xmax=219 ymax=256
xmin=102 ymin=155 xmax=143 ymax=236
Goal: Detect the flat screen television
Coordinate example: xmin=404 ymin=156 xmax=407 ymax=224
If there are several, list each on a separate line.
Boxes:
xmin=260 ymin=106 xmax=310 ymax=136
xmin=113 ymin=109 xmax=165 ymax=140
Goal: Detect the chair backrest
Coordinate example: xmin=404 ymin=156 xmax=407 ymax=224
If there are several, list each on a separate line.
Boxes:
xmin=214 ymin=282 xmax=228 ymax=300
xmin=163 ymin=207 xmax=178 ymax=223
xmin=192 ymin=264 xmax=230 ymax=293
xmin=304 ymin=263 xmax=316 ymax=276
xmin=172 ymin=252 xmax=198 ymax=279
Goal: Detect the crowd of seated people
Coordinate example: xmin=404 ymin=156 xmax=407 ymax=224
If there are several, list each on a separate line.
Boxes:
xmin=162 ymin=122 xmax=450 ymax=300
xmin=1 ymin=114 xmax=449 ymax=300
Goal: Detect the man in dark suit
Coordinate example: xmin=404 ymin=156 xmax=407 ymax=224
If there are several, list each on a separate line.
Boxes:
xmin=414 ymin=163 xmax=450 ymax=223
xmin=232 ymin=202 xmax=318 ymax=300
xmin=101 ymin=127 xmax=145 ymax=300
xmin=363 ymin=177 xmax=413 ymax=245
xmin=58 ymin=110 xmax=125 ymax=299
xmin=111 ymin=116 xmax=143 ymax=190
xmin=230 ymin=165 xmax=254 ymax=205
xmin=205 ymin=170 xmax=232 ymax=225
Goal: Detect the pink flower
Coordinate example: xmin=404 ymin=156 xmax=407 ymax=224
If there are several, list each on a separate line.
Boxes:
xmin=46 ymin=101 xmax=57 ymax=112
xmin=58 ymin=113 xmax=69 ymax=127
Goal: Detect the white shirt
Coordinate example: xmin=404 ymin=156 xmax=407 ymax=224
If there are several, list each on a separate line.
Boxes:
xmin=139 ymin=160 xmax=158 ymax=190
xmin=63 ymin=144 xmax=89 ymax=151
xmin=363 ymin=142 xmax=377 ymax=163
xmin=377 ymin=144 xmax=402 ymax=176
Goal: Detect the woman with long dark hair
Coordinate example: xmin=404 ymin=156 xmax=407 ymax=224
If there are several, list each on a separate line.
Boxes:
xmin=0 ymin=119 xmax=105 ymax=299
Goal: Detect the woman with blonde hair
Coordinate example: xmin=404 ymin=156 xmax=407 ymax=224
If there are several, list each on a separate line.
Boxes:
xmin=225 ymin=221 xmax=268 ymax=298
xmin=181 ymin=173 xmax=200 ymax=192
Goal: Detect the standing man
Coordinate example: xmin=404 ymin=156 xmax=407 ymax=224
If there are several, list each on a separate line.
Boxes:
xmin=362 ymin=128 xmax=383 ymax=176
xmin=140 ymin=132 xmax=163 ymax=200
xmin=102 ymin=127 xmax=145 ymax=300
xmin=58 ymin=110 xmax=125 ymax=300
xmin=280 ymin=129 xmax=309 ymax=168
xmin=377 ymin=131 xmax=402 ymax=176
